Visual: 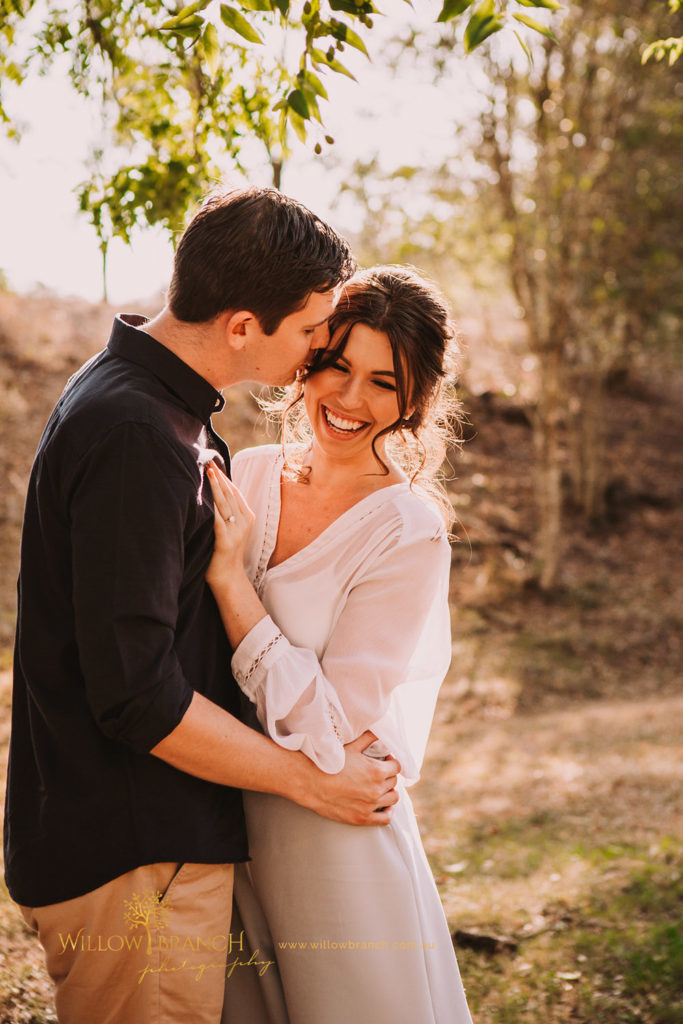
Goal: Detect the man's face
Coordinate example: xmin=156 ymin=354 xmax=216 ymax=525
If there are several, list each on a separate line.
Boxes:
xmin=249 ymin=288 xmax=338 ymax=386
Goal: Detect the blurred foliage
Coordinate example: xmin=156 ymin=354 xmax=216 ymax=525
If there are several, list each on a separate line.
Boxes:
xmin=642 ymin=0 xmax=682 ymax=65
xmin=338 ymin=0 xmax=682 ymax=587
xmin=473 ymin=0 xmax=683 ymax=583
xmin=0 ymin=0 xmax=560 ymax=263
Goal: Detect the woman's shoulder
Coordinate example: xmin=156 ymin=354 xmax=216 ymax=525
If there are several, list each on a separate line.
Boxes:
xmin=386 ymin=485 xmax=449 ymax=544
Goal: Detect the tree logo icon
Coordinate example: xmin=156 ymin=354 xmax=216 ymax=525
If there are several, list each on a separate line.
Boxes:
xmin=123 ymin=891 xmax=173 ymax=955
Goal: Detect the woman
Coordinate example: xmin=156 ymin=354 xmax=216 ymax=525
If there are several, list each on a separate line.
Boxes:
xmin=208 ymin=266 xmax=472 ymax=1023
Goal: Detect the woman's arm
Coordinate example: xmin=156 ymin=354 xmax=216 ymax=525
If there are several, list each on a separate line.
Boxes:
xmin=206 ymin=464 xmax=451 ymax=780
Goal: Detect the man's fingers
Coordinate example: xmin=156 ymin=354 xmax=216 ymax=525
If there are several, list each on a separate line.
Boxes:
xmin=382 ymin=778 xmax=397 ymax=802
xmin=346 ymin=730 xmax=377 ymax=753
xmin=362 ymin=807 xmax=394 ymax=826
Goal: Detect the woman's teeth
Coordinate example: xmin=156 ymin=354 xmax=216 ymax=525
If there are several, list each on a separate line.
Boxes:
xmin=323 ymin=407 xmax=367 ymax=434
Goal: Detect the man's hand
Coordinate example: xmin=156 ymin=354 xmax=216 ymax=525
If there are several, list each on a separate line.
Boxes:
xmin=152 ymin=696 xmax=400 ymax=826
xmin=298 ymin=732 xmax=401 ymax=826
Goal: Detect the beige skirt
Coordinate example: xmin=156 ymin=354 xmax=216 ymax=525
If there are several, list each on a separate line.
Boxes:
xmin=221 ymin=784 xmax=472 ymax=1024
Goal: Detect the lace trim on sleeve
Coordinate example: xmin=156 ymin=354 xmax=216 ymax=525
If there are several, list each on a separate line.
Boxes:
xmin=327 ymin=700 xmax=344 ymax=742
xmin=242 ymin=630 xmax=285 ymax=687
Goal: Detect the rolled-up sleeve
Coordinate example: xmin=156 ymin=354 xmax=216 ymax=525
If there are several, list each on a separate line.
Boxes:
xmin=69 ymin=422 xmax=197 ymax=752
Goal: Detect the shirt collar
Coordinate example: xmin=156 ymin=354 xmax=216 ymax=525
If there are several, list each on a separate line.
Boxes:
xmin=107 ymin=314 xmax=225 ymax=421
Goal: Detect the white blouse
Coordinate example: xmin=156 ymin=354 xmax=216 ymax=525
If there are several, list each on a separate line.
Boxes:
xmin=230 ymin=444 xmax=452 ymax=784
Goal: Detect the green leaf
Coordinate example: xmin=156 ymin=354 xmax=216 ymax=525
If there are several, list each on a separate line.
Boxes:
xmin=297 ymin=78 xmax=323 ymax=121
xmin=220 ymin=4 xmax=264 ymax=43
xmin=513 ymin=28 xmax=533 ymax=64
xmin=329 ymin=0 xmax=365 ymax=12
xmin=288 ymin=109 xmax=308 ymax=143
xmin=238 ymin=0 xmax=275 ymax=9
xmin=272 ymin=0 xmax=290 ymax=15
xmin=464 ymin=0 xmax=504 ymax=52
xmin=287 ymin=88 xmax=310 ymax=119
xmin=200 ymin=23 xmax=220 ymax=79
xmin=326 ymin=20 xmax=369 ymax=57
xmin=161 ymin=1 xmax=211 ymax=30
xmin=437 ymin=0 xmax=475 ymax=23
xmin=300 ymin=69 xmax=329 ymax=100
xmin=513 ymin=11 xmax=558 ymax=43
xmin=642 ymin=37 xmax=683 ymax=65
xmin=160 ymin=17 xmax=204 ymax=36
xmin=310 ymin=47 xmax=357 ymax=80
xmin=515 ymin=0 xmax=561 ymax=10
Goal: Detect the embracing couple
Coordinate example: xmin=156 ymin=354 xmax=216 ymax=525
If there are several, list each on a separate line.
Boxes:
xmin=4 ymin=187 xmax=472 ymax=1024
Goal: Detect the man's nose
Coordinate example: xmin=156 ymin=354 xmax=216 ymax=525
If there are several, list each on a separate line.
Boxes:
xmin=310 ymin=323 xmax=330 ymax=350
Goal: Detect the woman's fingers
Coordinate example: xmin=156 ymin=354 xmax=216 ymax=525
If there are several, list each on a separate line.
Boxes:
xmin=207 ymin=466 xmax=234 ymax=521
xmin=208 ymin=463 xmax=255 ymax=525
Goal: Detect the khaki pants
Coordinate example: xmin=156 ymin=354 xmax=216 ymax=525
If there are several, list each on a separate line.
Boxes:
xmin=20 ymin=861 xmax=235 ymax=1024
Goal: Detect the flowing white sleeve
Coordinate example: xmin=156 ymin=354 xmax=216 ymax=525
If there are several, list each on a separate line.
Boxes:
xmin=231 ymin=509 xmax=452 ymax=782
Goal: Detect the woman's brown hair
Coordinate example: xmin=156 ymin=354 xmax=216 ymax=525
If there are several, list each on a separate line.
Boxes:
xmin=268 ymin=265 xmax=461 ymax=528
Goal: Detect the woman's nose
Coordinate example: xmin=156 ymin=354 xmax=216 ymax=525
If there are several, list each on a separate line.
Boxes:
xmin=337 ymin=375 xmax=363 ymax=407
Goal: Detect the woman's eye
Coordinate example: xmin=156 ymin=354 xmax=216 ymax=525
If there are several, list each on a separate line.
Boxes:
xmin=331 ymin=362 xmax=349 ymax=373
xmin=373 ymin=379 xmax=396 ymax=391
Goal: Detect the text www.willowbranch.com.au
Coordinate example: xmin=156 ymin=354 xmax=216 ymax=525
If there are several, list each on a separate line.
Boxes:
xmin=277 ymin=940 xmax=435 ymax=951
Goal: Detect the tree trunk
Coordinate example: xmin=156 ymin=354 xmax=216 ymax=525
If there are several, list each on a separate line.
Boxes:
xmin=271 ymin=159 xmax=282 ymax=191
xmin=100 ymin=240 xmax=108 ymax=305
xmin=567 ymin=370 xmax=607 ymax=520
xmin=533 ymin=347 xmax=564 ymax=590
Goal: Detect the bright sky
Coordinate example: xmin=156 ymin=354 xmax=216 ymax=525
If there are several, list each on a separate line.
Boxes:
xmin=0 ymin=4 xmax=485 ymax=304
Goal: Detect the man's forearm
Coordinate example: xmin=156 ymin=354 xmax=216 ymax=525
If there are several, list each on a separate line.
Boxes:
xmin=150 ymin=691 xmax=397 ymax=825
xmin=151 ymin=691 xmax=310 ymax=794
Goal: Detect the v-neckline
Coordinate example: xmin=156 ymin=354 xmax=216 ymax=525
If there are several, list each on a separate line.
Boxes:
xmin=261 ymin=449 xmax=409 ymax=578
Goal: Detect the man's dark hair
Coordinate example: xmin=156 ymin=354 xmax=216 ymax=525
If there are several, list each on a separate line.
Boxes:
xmin=168 ymin=187 xmax=356 ymax=333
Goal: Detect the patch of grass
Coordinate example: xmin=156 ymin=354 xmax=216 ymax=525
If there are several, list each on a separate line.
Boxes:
xmin=0 ymin=881 xmax=56 ymax=1023
xmin=573 ymin=860 xmax=683 ymax=1023
xmin=571 ymin=840 xmax=643 ymax=868
xmin=452 ymin=843 xmax=683 ymax=1024
xmin=433 ymin=810 xmax=584 ymax=889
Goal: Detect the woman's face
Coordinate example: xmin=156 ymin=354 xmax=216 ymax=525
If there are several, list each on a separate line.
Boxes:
xmin=303 ymin=322 xmax=404 ymax=466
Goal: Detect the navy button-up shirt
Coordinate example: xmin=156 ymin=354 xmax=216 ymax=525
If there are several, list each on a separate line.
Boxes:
xmin=4 ymin=315 xmax=248 ymax=907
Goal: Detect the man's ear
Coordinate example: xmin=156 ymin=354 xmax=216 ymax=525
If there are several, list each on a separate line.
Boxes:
xmin=223 ymin=310 xmax=257 ymax=351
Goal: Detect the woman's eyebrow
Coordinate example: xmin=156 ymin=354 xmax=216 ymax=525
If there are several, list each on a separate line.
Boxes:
xmin=336 ymin=355 xmax=395 ymax=377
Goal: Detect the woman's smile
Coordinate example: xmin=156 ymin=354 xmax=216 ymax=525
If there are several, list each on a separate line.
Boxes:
xmin=321 ymin=405 xmax=370 ymax=436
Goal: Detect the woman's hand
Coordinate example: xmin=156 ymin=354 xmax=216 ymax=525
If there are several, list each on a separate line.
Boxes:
xmin=206 ymin=463 xmax=255 ymax=592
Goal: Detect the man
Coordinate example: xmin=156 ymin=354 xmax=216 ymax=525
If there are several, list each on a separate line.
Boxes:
xmin=4 ymin=187 xmax=400 ymax=1024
